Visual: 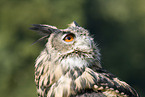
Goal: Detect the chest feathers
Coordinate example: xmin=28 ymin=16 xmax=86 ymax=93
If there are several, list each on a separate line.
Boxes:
xmin=35 ymin=49 xmax=137 ymax=97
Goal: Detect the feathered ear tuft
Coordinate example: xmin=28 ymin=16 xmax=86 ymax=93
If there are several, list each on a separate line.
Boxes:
xmin=30 ymin=24 xmax=59 ymax=45
xmin=68 ymin=21 xmax=80 ymax=27
xmin=30 ymin=24 xmax=58 ymax=36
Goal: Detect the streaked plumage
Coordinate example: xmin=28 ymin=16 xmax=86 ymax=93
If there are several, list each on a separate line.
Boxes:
xmin=30 ymin=21 xmax=139 ymax=97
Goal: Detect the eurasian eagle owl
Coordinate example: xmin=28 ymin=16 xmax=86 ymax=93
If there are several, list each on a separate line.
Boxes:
xmin=30 ymin=21 xmax=139 ymax=97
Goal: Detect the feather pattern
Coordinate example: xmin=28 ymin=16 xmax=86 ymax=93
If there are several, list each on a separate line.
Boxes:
xmin=31 ymin=21 xmax=139 ymax=97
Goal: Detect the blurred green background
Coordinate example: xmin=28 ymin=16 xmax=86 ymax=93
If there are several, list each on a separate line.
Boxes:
xmin=0 ymin=0 xmax=145 ymax=97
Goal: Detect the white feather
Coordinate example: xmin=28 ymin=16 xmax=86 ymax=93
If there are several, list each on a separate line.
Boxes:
xmin=61 ymin=56 xmax=88 ymax=69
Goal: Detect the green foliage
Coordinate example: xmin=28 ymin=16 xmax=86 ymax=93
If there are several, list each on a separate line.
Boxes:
xmin=0 ymin=0 xmax=145 ymax=96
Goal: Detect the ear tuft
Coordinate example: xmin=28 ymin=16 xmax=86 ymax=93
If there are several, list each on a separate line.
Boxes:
xmin=30 ymin=24 xmax=58 ymax=35
xmin=68 ymin=21 xmax=80 ymax=27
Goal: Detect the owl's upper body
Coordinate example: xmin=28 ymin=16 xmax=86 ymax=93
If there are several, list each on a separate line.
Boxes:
xmin=31 ymin=22 xmax=139 ymax=97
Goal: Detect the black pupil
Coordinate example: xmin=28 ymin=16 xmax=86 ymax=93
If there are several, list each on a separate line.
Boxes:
xmin=66 ymin=36 xmax=71 ymax=40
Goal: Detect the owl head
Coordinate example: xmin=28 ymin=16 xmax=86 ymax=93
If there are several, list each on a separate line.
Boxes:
xmin=31 ymin=21 xmax=101 ymax=69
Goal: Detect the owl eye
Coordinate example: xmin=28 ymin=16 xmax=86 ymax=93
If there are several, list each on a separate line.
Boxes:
xmin=63 ymin=33 xmax=75 ymax=42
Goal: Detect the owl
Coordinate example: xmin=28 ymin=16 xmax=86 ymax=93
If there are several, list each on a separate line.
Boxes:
xmin=30 ymin=21 xmax=139 ymax=97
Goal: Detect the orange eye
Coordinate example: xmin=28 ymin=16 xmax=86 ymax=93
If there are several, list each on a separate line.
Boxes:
xmin=63 ymin=34 xmax=75 ymax=42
